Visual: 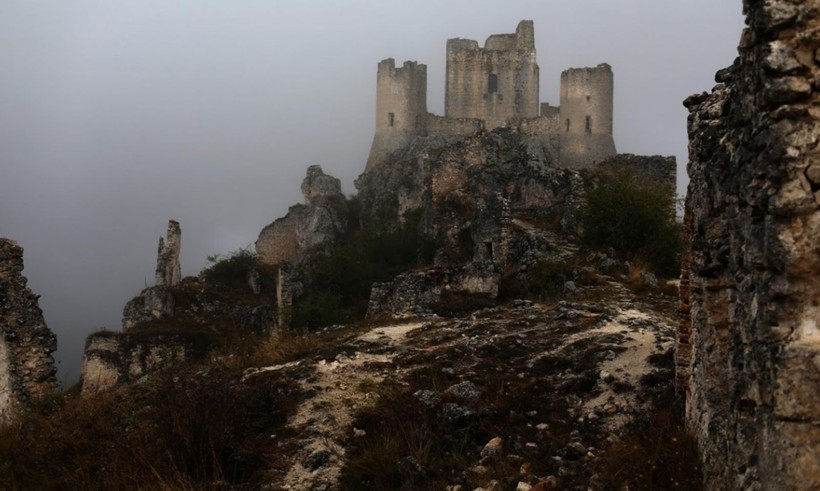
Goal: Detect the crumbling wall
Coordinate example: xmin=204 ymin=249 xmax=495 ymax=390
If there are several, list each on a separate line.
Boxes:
xmin=681 ymin=1 xmax=820 ymax=488
xmin=80 ymin=332 xmax=210 ymax=395
xmin=155 ymin=220 xmax=181 ymax=287
xmin=0 ymin=239 xmax=57 ymax=420
xmin=256 ymin=165 xmax=348 ymax=265
xmin=595 ymin=154 xmax=677 ymax=190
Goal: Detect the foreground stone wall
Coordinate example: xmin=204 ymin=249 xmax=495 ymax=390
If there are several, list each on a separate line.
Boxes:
xmin=0 ymin=239 xmax=57 ymax=420
xmin=681 ymin=1 xmax=820 ymax=488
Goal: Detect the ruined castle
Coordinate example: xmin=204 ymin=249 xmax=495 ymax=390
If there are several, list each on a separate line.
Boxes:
xmin=366 ymin=20 xmax=616 ymax=171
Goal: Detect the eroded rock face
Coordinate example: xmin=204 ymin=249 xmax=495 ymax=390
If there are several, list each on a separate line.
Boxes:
xmin=0 ymin=239 xmax=57 ymax=420
xmin=155 ymin=220 xmax=181 ymax=287
xmin=256 ymin=166 xmax=348 ymax=265
xmin=681 ymin=1 xmax=820 ymax=488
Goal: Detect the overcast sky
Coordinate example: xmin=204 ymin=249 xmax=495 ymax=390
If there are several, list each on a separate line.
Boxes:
xmin=0 ymin=1 xmax=744 ymax=383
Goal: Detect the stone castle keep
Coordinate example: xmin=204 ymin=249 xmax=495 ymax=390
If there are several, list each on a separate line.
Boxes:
xmin=366 ymin=20 xmax=617 ymax=171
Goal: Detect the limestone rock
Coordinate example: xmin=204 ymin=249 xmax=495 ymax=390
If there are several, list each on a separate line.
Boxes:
xmin=0 ymin=239 xmax=57 ymax=420
xmin=680 ymin=1 xmax=820 ymax=488
xmin=121 ymin=286 xmax=174 ymax=331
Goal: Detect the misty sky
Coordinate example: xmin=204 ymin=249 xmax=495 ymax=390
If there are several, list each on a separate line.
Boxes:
xmin=0 ymin=1 xmax=745 ymax=383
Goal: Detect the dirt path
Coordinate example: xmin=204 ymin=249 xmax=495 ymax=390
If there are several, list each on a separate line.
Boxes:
xmin=278 ymin=322 xmax=424 ymax=490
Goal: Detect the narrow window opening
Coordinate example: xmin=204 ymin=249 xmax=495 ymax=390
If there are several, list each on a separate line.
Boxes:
xmin=388 ymin=112 xmax=395 ymax=127
xmin=586 ymin=95 xmax=591 ymax=102
xmin=585 ymin=116 xmax=592 ymax=134
xmin=565 ymin=119 xmax=570 ymax=132
xmin=488 ymin=73 xmax=498 ymax=94
xmin=484 ymin=242 xmax=494 ymax=260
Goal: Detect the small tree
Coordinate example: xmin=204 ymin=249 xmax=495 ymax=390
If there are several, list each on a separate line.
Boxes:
xmin=580 ymin=172 xmax=682 ymax=277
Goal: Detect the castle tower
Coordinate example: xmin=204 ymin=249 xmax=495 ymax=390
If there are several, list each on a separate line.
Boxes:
xmin=558 ymin=63 xmax=617 ymax=168
xmin=445 ymin=20 xmax=540 ymax=129
xmin=365 ymin=58 xmax=427 ymax=171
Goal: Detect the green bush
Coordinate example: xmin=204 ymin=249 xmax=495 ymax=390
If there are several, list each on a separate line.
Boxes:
xmin=203 ymin=246 xmax=259 ymax=285
xmin=580 ymin=172 xmax=682 ymax=277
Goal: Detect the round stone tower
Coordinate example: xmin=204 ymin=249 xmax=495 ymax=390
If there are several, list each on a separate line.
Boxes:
xmin=365 ymin=58 xmax=428 ymax=171
xmin=558 ymin=63 xmax=616 ymax=168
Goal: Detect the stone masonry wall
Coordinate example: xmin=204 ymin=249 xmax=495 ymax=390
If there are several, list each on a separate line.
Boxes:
xmin=0 ymin=239 xmax=57 ymax=420
xmin=366 ymin=59 xmax=428 ymax=171
xmin=445 ymin=21 xmax=540 ymax=130
xmin=681 ymin=1 xmax=820 ymax=489
xmin=559 ymin=64 xmax=616 ymax=168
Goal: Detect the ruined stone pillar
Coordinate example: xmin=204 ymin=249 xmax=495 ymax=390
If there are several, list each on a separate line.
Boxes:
xmin=0 ymin=239 xmax=57 ymax=421
xmin=276 ymin=262 xmax=293 ymax=329
xmin=155 ymin=220 xmax=181 ymax=287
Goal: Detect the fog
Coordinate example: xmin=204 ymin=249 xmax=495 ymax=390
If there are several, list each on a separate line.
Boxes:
xmin=0 ymin=1 xmax=744 ymax=384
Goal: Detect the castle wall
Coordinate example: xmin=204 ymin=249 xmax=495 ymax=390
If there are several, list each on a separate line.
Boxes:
xmin=681 ymin=1 xmax=820 ymax=488
xmin=559 ymin=64 xmax=616 ymax=168
xmin=425 ymin=113 xmax=484 ymax=137
xmin=366 ymin=59 xmax=428 ymax=171
xmin=445 ymin=21 xmax=539 ymax=130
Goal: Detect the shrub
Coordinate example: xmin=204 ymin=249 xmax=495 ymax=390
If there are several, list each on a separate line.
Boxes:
xmin=580 ymin=171 xmax=682 ymax=277
xmin=203 ymin=246 xmax=259 ymax=286
xmin=291 ymin=207 xmax=438 ymax=328
xmin=498 ymin=259 xmax=575 ymax=301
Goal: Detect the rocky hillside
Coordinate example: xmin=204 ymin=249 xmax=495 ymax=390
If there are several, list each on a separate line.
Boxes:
xmin=0 ymin=238 xmax=695 ymax=490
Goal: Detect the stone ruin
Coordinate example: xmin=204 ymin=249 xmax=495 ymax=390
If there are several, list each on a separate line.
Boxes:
xmin=256 ymin=165 xmax=348 ymax=266
xmin=0 ymin=239 xmax=57 ymax=420
xmin=679 ymin=0 xmax=820 ymax=488
xmin=155 ymin=219 xmax=181 ymax=287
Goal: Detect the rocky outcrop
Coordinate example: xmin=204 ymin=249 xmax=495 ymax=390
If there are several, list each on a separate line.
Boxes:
xmin=356 ymin=129 xmax=587 ymax=267
xmin=80 ymin=331 xmax=211 ymax=395
xmin=366 ymin=263 xmax=500 ymax=320
xmin=0 ymin=239 xmax=57 ymax=420
xmin=256 ymin=166 xmax=348 ymax=266
xmin=681 ymin=1 xmax=820 ymax=488
xmin=155 ymin=220 xmax=181 ymax=287
xmin=122 ymin=286 xmax=175 ymax=331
